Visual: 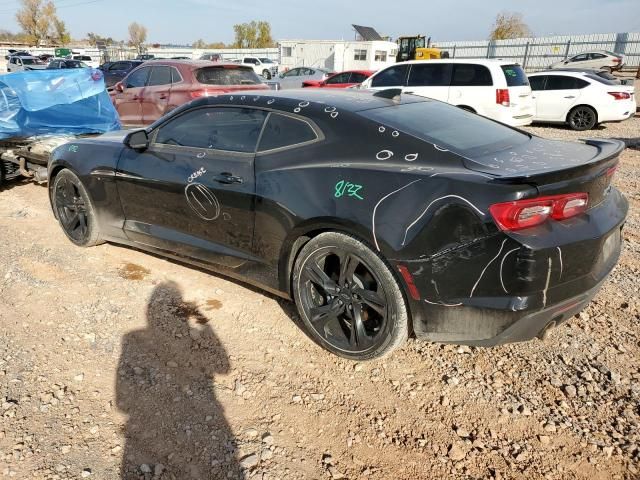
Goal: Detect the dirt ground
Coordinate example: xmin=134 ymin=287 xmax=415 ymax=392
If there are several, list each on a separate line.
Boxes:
xmin=0 ymin=118 xmax=639 ymax=480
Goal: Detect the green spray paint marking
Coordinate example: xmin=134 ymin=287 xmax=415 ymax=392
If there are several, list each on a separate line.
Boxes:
xmin=68 ymin=145 xmax=79 ymax=152
xmin=335 ymin=180 xmax=364 ymax=200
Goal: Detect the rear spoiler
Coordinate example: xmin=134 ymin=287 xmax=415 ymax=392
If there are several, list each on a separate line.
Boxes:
xmin=480 ymin=139 xmax=625 ymax=184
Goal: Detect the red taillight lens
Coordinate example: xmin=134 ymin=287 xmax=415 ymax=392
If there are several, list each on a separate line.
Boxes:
xmin=490 ymin=193 xmax=588 ymax=231
xmin=613 ymin=58 xmax=621 ymax=64
xmin=496 ymin=88 xmax=510 ymax=106
xmin=190 ymin=89 xmax=210 ymax=99
xmin=608 ymin=91 xmax=631 ymax=100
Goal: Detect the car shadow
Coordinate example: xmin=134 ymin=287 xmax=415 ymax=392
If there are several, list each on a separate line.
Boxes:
xmin=116 ymin=280 xmax=242 ymax=479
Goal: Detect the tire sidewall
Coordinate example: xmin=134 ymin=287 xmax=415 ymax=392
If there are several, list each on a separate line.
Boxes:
xmin=292 ymin=232 xmax=409 ymax=361
xmin=52 ymin=169 xmax=101 ymax=247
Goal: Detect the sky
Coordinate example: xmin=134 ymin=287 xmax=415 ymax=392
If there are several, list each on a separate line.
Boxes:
xmin=0 ymin=0 xmax=639 ymax=45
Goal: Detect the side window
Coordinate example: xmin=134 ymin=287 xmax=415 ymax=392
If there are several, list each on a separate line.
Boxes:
xmin=408 ymin=63 xmax=451 ymax=87
xmin=371 ymin=64 xmax=409 ymax=87
xmin=110 ymin=62 xmax=128 ymax=70
xmin=155 ymin=107 xmax=268 ymax=152
xmin=170 ymin=67 xmax=183 ymax=83
xmin=125 ymin=67 xmax=150 ymax=88
xmin=350 ymin=72 xmax=368 ymax=83
xmin=571 ymin=54 xmax=588 ymax=62
xmin=326 ymin=72 xmax=351 ymax=84
xmin=529 ymin=76 xmax=546 ymax=91
xmin=451 ymin=64 xmax=492 ymax=86
xmin=147 ymin=66 xmax=172 ymax=86
xmin=590 ymin=53 xmax=606 ymax=60
xmin=258 ymin=113 xmax=318 ymax=151
xmin=546 ymin=75 xmax=589 ymax=90
xmin=284 ymin=68 xmax=299 ymax=77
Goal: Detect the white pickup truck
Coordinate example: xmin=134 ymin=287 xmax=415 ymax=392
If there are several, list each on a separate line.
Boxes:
xmin=240 ymin=56 xmax=279 ymax=79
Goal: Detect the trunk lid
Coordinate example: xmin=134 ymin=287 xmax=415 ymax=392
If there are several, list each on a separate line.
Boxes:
xmin=464 ymin=137 xmax=624 ymax=208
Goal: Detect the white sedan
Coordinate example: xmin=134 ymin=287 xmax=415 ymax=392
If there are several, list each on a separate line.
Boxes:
xmin=528 ymin=71 xmax=636 ymax=130
xmin=549 ymin=50 xmax=625 ymax=71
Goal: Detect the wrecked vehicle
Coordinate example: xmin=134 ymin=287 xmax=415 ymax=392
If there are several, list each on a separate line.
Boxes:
xmin=48 ymin=89 xmax=628 ymax=360
xmin=0 ymin=68 xmax=120 ymax=185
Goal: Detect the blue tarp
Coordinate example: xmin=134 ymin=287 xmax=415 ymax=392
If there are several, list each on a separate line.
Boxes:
xmin=0 ymin=68 xmax=120 ymax=139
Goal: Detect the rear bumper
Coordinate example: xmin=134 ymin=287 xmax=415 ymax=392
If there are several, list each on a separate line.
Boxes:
xmin=409 ymin=188 xmax=627 ymax=346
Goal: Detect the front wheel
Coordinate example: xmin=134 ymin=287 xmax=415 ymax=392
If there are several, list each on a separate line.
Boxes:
xmin=262 ymin=69 xmax=271 ymax=80
xmin=292 ymin=232 xmax=409 ymax=360
xmin=51 ymin=169 xmax=103 ymax=247
xmin=567 ymin=105 xmax=597 ymax=131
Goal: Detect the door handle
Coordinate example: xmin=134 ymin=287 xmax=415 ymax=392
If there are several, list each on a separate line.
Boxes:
xmin=159 ymin=94 xmax=168 ymax=99
xmin=564 ymin=95 xmax=576 ymax=99
xmin=404 ymin=90 xmax=415 ymax=94
xmin=214 ymin=173 xmax=243 ymax=185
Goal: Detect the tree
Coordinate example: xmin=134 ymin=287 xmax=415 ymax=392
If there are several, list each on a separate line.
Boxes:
xmin=233 ymin=20 xmax=274 ymax=48
xmin=52 ymin=17 xmax=70 ymax=45
xmin=489 ymin=12 xmax=531 ymax=40
xmin=15 ymin=0 xmax=60 ymax=45
xmin=128 ymin=22 xmax=147 ymax=53
xmin=87 ymin=32 xmax=114 ymax=47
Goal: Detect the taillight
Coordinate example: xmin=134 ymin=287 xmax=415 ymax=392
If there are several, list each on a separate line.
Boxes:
xmin=489 ymin=193 xmax=589 ymax=231
xmin=613 ymin=58 xmax=621 ymax=64
xmin=190 ymin=89 xmax=209 ymax=99
xmin=496 ymin=88 xmax=510 ymax=107
xmin=608 ymin=91 xmax=631 ymax=100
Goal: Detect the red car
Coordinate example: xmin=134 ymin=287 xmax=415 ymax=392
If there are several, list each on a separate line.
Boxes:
xmin=302 ymin=69 xmax=374 ymax=88
xmin=111 ymin=60 xmax=270 ymax=126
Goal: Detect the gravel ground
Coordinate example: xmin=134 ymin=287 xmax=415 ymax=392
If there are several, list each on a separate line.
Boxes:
xmin=0 ymin=116 xmax=638 ymax=480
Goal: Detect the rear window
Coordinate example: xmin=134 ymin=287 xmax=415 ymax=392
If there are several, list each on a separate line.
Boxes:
xmin=195 ymin=66 xmax=262 ymax=85
xmin=361 ymin=101 xmax=529 ymax=156
xmin=501 ymin=65 xmax=529 ymax=86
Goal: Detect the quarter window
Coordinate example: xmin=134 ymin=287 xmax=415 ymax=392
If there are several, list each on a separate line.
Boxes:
xmin=350 ymin=72 xmax=369 ymax=83
xmin=408 ymin=63 xmax=451 ymax=87
xmin=374 ymin=50 xmax=387 ymax=62
xmin=258 ymin=114 xmax=318 ymax=151
xmin=371 ymin=64 xmax=409 ymax=87
xmin=451 ymin=64 xmax=493 ymax=86
xmin=170 ymin=67 xmax=183 ymax=83
xmin=354 ymin=49 xmax=367 ymax=61
xmin=125 ymin=67 xmax=150 ymax=88
xmin=155 ymin=107 xmax=268 ymax=152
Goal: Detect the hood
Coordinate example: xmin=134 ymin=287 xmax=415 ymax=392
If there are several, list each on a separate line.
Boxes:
xmin=91 ymin=129 xmax=131 ymax=143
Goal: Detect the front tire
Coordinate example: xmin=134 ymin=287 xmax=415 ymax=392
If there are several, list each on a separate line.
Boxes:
xmin=567 ymin=105 xmax=597 ymax=131
xmin=52 ymin=169 xmax=103 ymax=247
xmin=292 ymin=232 xmax=409 ymax=360
xmin=262 ymin=69 xmax=272 ymax=80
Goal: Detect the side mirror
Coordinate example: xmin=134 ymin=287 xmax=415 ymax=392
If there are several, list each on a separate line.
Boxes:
xmin=115 ymin=82 xmax=125 ymax=93
xmin=124 ymin=130 xmax=149 ymax=150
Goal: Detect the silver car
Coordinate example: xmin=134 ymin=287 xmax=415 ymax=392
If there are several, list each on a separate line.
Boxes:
xmin=549 ymin=50 xmax=625 ymax=71
xmin=7 ymin=55 xmax=47 ymax=72
xmin=275 ymin=67 xmax=332 ymax=89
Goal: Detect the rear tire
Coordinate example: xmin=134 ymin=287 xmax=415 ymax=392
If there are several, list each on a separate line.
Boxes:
xmin=292 ymin=232 xmax=409 ymax=361
xmin=51 ymin=169 xmax=103 ymax=247
xmin=567 ymin=105 xmax=597 ymax=131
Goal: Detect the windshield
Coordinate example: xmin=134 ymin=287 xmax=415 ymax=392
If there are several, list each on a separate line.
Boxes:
xmin=259 ymin=58 xmax=274 ymax=63
xmin=195 ymin=66 xmax=263 ymax=85
xmin=361 ymin=101 xmax=530 ymax=156
xmin=22 ymin=58 xmax=43 ymax=65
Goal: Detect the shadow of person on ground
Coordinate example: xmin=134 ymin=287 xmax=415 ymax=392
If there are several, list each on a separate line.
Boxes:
xmin=116 ymin=280 xmax=241 ymax=479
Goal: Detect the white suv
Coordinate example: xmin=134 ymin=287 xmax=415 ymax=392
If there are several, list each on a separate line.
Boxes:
xmin=241 ymin=57 xmax=279 ymax=79
xmin=360 ymin=59 xmax=535 ymax=126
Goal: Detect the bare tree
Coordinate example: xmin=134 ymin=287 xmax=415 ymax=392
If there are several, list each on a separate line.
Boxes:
xmin=52 ymin=17 xmax=70 ymax=45
xmin=489 ymin=12 xmax=532 ymax=40
xmin=128 ymin=22 xmax=147 ymax=53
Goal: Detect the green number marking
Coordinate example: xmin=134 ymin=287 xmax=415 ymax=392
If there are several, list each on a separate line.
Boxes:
xmin=335 ymin=180 xmax=364 ymax=200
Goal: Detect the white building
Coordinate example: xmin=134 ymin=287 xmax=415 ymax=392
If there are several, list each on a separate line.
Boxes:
xmin=278 ymin=40 xmax=397 ymax=72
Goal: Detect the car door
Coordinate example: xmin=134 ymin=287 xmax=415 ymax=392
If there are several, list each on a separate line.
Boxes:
xmin=323 ymin=72 xmax=352 ymax=88
xmin=588 ymin=53 xmax=607 ymax=69
xmin=405 ymin=63 xmax=452 ymax=102
xmin=105 ymin=61 xmax=130 ymax=86
xmin=114 ymin=66 xmax=150 ymax=125
xmin=115 ymin=106 xmax=268 ymax=268
xmin=280 ymin=68 xmax=302 ymax=89
xmin=141 ymin=65 xmax=173 ymax=124
xmin=533 ymin=75 xmax=587 ymax=121
xmin=567 ymin=53 xmax=589 ymax=68
xmin=368 ymin=64 xmax=410 ymax=91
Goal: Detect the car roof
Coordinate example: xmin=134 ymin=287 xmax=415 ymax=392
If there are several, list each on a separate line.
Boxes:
xmin=397 ymin=58 xmax=521 ymax=66
xmin=140 ymin=59 xmax=251 ymax=69
xmin=529 ymin=70 xmax=590 ymax=78
xmin=194 ymin=88 xmax=428 ymax=114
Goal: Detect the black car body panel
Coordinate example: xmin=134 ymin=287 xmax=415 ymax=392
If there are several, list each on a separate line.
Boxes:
xmin=99 ymin=60 xmax=145 ymax=87
xmin=48 ymin=90 xmax=628 ymax=346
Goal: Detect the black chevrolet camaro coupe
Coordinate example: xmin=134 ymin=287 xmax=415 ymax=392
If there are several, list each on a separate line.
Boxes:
xmin=48 ymin=89 xmax=628 ymax=360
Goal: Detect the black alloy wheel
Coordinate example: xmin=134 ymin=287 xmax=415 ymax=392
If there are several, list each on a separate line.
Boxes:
xmin=568 ymin=105 xmax=597 ymax=131
xmin=52 ymin=169 xmax=102 ymax=247
xmin=293 ymin=232 xmax=408 ymax=360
